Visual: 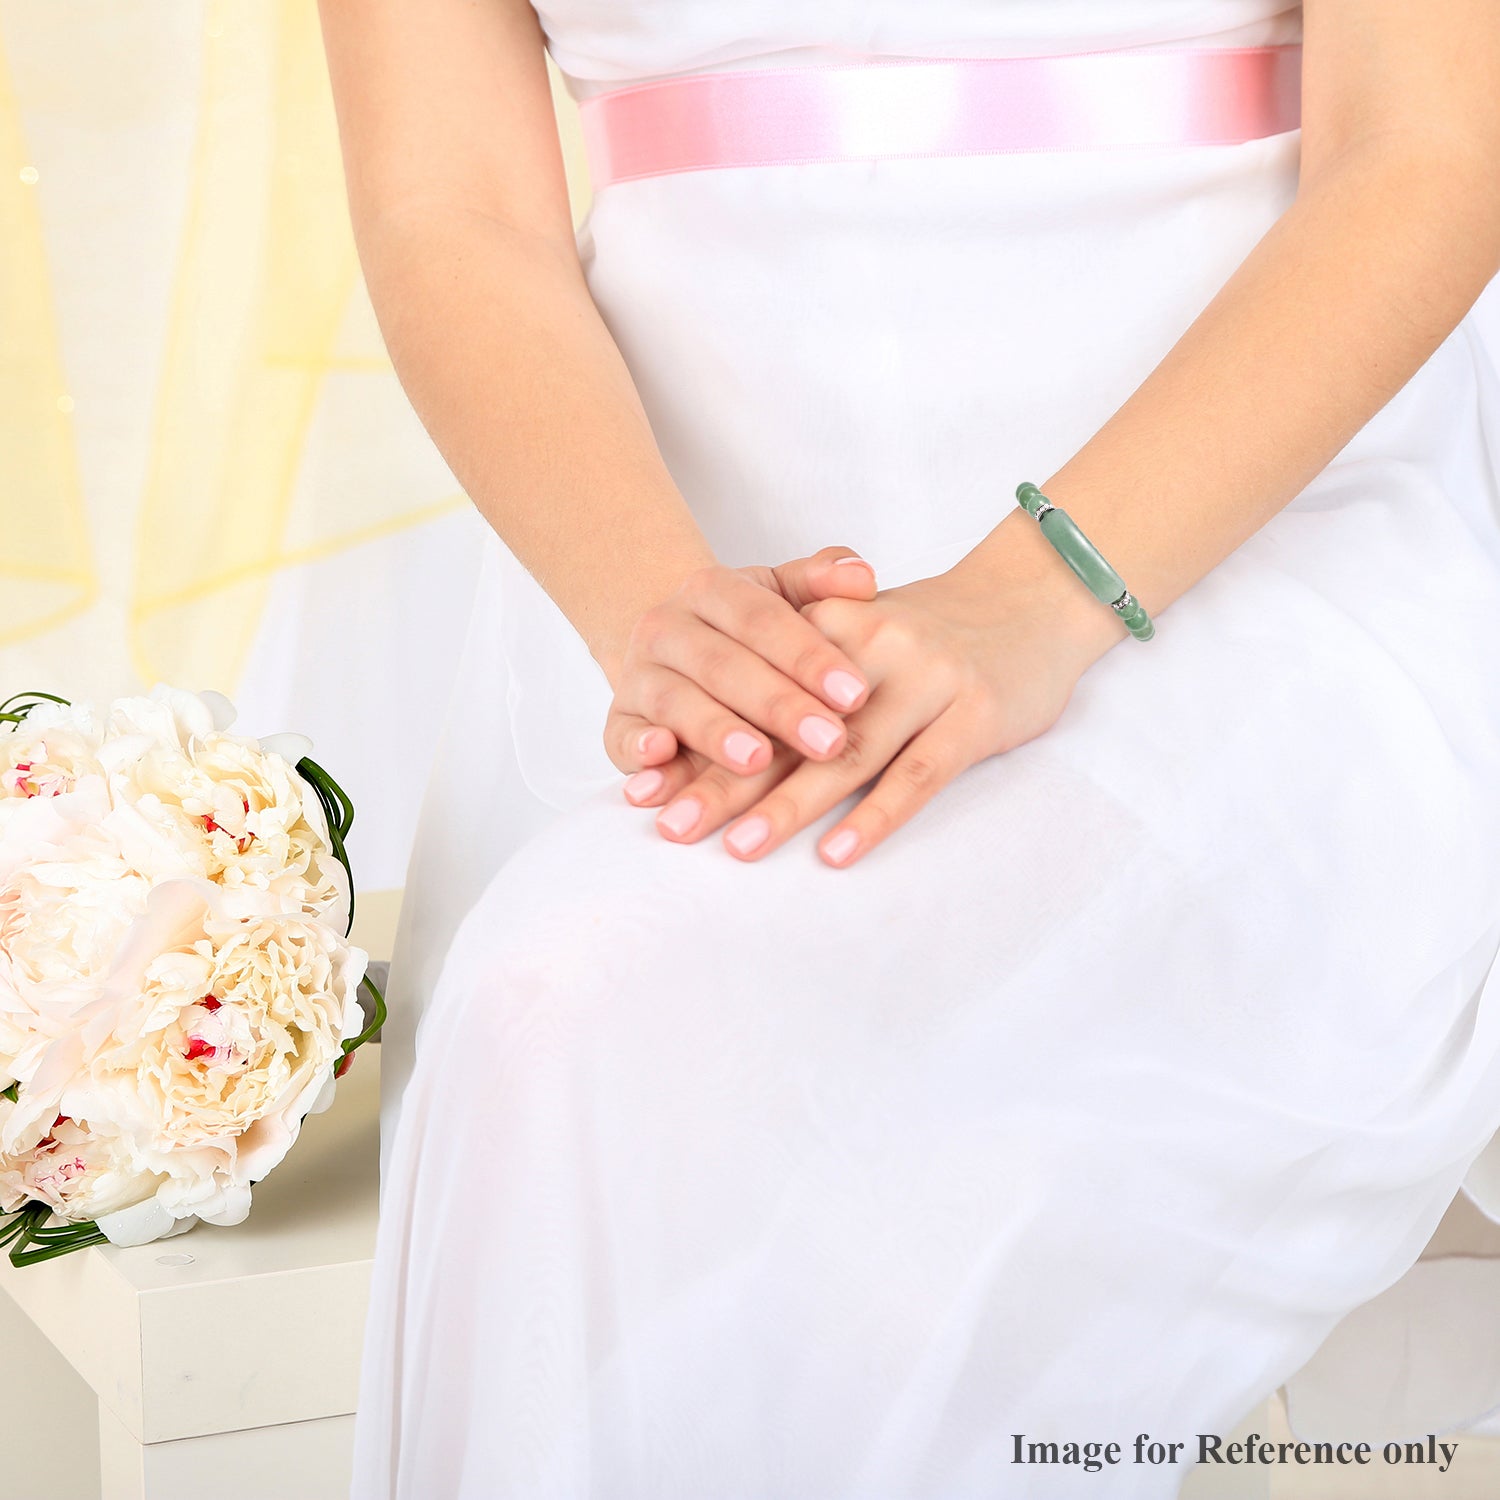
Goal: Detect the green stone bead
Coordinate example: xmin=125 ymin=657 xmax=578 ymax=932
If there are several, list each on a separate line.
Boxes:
xmin=1015 ymin=481 xmax=1048 ymax=518
xmin=1037 ymin=507 xmax=1127 ymax=605
xmin=1014 ymin=479 xmax=1156 ymax=643
xmin=1115 ymin=596 xmax=1156 ymax=641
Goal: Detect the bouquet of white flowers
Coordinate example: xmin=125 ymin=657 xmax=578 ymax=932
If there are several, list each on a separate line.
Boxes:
xmin=0 ymin=686 xmax=383 ymax=1265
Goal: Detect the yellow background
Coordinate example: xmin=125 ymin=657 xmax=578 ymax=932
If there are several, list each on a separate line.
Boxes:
xmin=0 ymin=1 xmax=590 ymax=889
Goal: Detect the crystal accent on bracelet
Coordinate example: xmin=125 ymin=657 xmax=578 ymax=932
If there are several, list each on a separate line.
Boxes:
xmin=1014 ymin=481 xmax=1156 ymax=642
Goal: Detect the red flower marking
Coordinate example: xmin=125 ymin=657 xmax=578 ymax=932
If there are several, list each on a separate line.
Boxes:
xmin=204 ymin=803 xmax=256 ymax=852
xmin=334 ymin=1052 xmax=354 ymax=1080
xmin=184 ymin=1036 xmax=215 ymax=1062
xmin=200 ymin=995 xmax=222 ymax=1011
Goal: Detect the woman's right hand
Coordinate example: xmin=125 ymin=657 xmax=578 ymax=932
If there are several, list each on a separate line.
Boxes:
xmin=601 ymin=546 xmax=880 ymax=793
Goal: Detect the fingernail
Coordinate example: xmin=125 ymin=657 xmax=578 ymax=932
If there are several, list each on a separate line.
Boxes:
xmin=798 ymin=714 xmax=843 ymax=756
xmin=725 ymin=814 xmax=771 ymax=856
xmin=638 ymin=729 xmax=660 ymax=756
xmin=822 ymin=827 xmax=860 ymax=865
xmin=657 ymin=798 xmax=703 ymax=837
xmin=833 ymin=555 xmax=873 ymax=570
xmin=624 ymin=768 xmax=664 ymax=802
xmin=822 ymin=669 xmax=864 ymax=709
xmin=723 ymin=730 xmax=763 ymax=768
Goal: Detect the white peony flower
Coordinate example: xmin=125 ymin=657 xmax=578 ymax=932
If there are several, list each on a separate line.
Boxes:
xmin=0 ymin=774 xmax=219 ymax=1089
xmin=0 ymin=688 xmax=365 ymax=1248
xmin=0 ymin=697 xmax=107 ymax=805
xmin=103 ymin=685 xmax=220 ymax=757
xmin=0 ymin=1115 xmax=164 ymax=1222
xmin=108 ymin=725 xmax=348 ymax=927
xmin=5 ymin=880 xmax=367 ymax=1233
xmin=0 ymin=783 xmax=151 ymax=1088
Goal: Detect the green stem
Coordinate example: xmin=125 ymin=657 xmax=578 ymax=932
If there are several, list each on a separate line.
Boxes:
xmin=344 ymin=970 xmax=387 ymax=1057
xmin=0 ymin=1209 xmax=36 ymax=1250
xmin=295 ymin=755 xmax=358 ymax=935
xmin=0 ymin=1203 xmax=109 ymax=1266
xmin=0 ymin=690 xmax=68 ymax=717
xmin=10 ymin=1225 xmax=110 ymax=1265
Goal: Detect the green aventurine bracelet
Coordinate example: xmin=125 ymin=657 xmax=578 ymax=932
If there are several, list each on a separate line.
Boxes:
xmin=1015 ymin=482 xmax=1155 ymax=642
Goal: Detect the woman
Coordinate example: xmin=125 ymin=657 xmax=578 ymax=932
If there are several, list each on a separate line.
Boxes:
xmin=318 ymin=0 xmax=1500 ymax=1493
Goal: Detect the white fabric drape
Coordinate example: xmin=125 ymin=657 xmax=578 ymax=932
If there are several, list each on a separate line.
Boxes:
xmin=357 ymin=2 xmax=1500 ymax=1492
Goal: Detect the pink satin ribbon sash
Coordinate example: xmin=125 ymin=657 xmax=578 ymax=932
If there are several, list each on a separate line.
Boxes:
xmin=579 ymin=45 xmax=1302 ymax=189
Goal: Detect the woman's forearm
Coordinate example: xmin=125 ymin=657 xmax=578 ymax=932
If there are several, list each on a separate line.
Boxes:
xmin=954 ymin=137 xmax=1500 ymax=661
xmin=358 ymin=201 xmax=716 ymax=680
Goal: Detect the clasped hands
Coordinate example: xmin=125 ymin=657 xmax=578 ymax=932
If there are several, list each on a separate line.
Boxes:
xmin=602 ymin=535 xmax=1121 ymax=869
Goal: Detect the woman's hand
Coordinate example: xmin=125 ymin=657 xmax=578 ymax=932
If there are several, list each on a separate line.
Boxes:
xmin=625 ymin=543 xmax=1125 ymax=866
xmin=602 ymin=546 xmax=884 ymax=787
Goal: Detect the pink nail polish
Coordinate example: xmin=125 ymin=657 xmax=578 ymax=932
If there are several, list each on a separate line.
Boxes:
xmin=725 ymin=815 xmax=771 ymax=856
xmin=624 ymin=768 xmax=664 ymax=801
xmin=822 ymin=670 xmax=864 ymax=709
xmin=723 ymin=730 xmax=763 ymax=768
xmin=823 ymin=827 xmax=860 ymax=865
xmin=658 ymin=798 xmax=703 ymax=837
xmin=798 ymin=714 xmax=843 ymax=756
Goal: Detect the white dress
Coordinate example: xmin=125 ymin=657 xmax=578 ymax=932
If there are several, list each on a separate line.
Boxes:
xmin=352 ymin=1 xmax=1500 ymax=1494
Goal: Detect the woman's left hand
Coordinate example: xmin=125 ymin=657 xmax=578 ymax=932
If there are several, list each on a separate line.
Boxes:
xmin=628 ymin=542 xmax=1127 ymax=867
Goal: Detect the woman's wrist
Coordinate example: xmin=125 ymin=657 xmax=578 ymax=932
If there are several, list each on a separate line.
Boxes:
xmin=945 ymin=505 xmax=1130 ymax=674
